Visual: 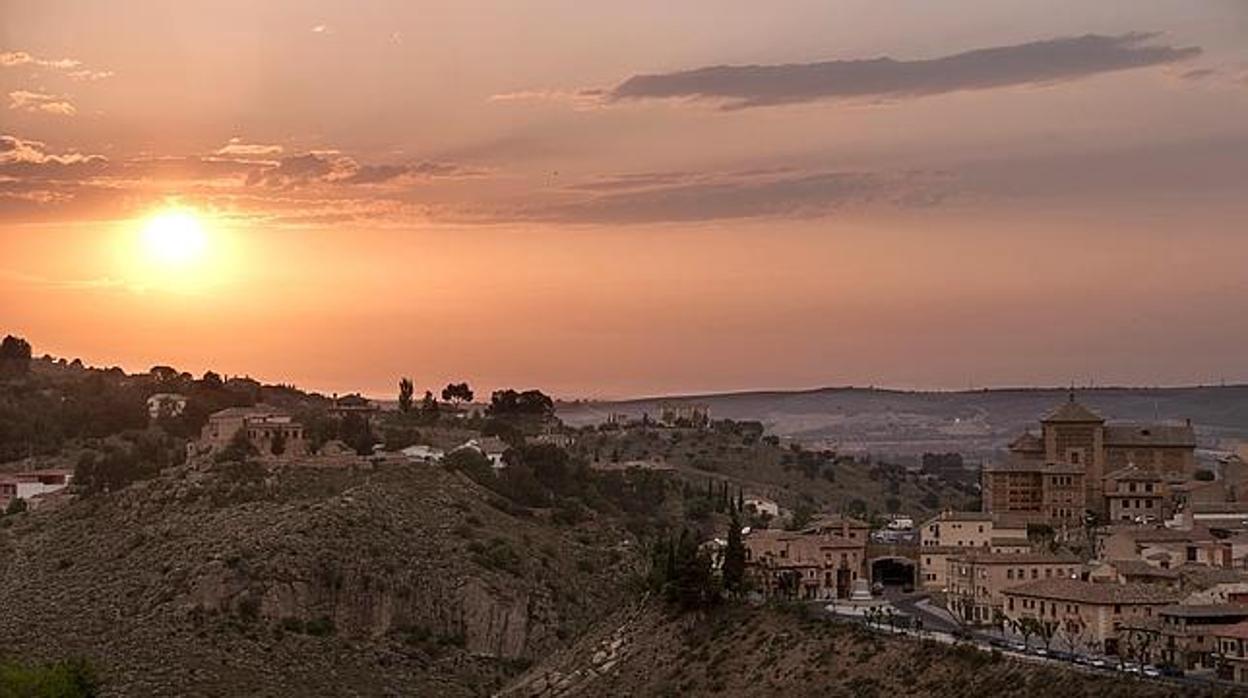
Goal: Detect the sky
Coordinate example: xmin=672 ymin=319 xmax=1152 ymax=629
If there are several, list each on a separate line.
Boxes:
xmin=2 ymin=0 xmax=1247 ymax=399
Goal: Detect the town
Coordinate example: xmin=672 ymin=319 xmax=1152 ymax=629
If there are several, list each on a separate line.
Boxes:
xmin=4 ymin=332 xmax=1248 ymax=694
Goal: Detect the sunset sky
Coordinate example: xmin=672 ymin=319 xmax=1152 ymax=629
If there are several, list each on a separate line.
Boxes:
xmin=3 ymin=1 xmax=1247 ymax=398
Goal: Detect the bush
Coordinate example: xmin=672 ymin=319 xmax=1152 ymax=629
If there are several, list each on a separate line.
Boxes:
xmin=4 ymin=497 xmax=27 ymax=516
xmin=0 ymin=658 xmax=99 ymax=697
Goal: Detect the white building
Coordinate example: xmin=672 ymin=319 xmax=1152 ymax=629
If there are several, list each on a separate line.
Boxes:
xmin=400 ymin=444 xmax=445 ymax=463
xmin=452 ymin=437 xmax=510 ymax=469
xmin=0 ymin=469 xmax=74 ymax=508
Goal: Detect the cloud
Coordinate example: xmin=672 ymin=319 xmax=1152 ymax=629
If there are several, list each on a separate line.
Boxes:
xmin=501 ymin=168 xmax=951 ymax=224
xmin=214 ymin=137 xmax=284 ymax=158
xmin=0 ymin=51 xmax=80 ymax=70
xmin=600 ymin=33 xmax=1200 ymax=109
xmin=1179 ymin=67 xmax=1217 ymax=81
xmin=246 ymin=151 xmax=485 ymax=187
xmin=8 ymin=90 xmax=77 ymax=116
xmin=0 ymin=134 xmax=107 ymax=178
xmin=1 ymin=50 xmax=111 ymax=80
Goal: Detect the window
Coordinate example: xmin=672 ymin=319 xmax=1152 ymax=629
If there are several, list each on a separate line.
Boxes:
xmin=1007 ymin=569 xmax=1014 ymax=580
xmin=1031 ymin=569 xmax=1039 ymax=579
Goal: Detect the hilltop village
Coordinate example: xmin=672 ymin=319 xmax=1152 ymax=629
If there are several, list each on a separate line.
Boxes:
xmin=1 ymin=334 xmax=1247 ymax=694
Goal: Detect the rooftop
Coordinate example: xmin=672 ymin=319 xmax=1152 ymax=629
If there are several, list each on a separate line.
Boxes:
xmin=1217 ymin=620 xmax=1248 ymax=641
xmin=949 ymin=551 xmax=1079 ymax=565
xmin=1103 ymin=423 xmax=1196 ymax=448
xmin=1041 ymin=397 xmax=1104 ymax=424
xmin=1103 ymin=464 xmax=1164 ymax=483
xmin=983 ymin=458 xmax=1085 ymax=474
xmin=1106 ymin=559 xmax=1179 ymax=579
xmin=1004 ymin=578 xmax=1178 ymax=605
xmin=1158 ymin=604 xmax=1248 ymax=619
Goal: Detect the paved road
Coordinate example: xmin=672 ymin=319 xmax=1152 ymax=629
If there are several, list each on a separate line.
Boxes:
xmin=883 ymin=588 xmax=963 ymax=635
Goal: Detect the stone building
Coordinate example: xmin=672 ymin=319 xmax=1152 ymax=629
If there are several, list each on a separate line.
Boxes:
xmin=983 ymin=394 xmax=1195 ymax=523
xmin=917 ymin=511 xmax=1033 ymax=591
xmin=201 ymin=405 xmax=308 ymax=458
xmin=743 ymin=528 xmax=866 ymax=600
xmin=1103 ymin=464 xmax=1168 ymax=523
xmin=1002 ymin=578 xmax=1179 ymax=655
xmin=945 ymin=551 xmax=1081 ymax=624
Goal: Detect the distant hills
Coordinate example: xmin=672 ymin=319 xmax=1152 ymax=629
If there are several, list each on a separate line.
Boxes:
xmin=558 ymin=385 xmax=1248 ymax=461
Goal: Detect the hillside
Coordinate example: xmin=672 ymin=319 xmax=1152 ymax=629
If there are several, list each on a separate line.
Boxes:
xmin=502 ymin=603 xmax=1203 ymax=698
xmin=0 ymin=460 xmax=639 ymax=696
xmin=559 ymin=385 xmax=1248 ymax=459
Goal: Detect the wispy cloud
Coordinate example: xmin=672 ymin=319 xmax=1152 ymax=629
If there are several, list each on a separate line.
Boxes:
xmin=1 ymin=50 xmax=111 ymax=80
xmin=566 ymin=33 xmax=1200 ymax=110
xmin=214 ymin=137 xmax=284 ymax=158
xmin=8 ymin=90 xmax=77 ymax=116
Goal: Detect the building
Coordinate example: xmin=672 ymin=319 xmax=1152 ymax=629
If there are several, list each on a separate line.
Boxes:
xmin=656 ymin=403 xmax=710 ymax=428
xmin=743 ymin=528 xmax=866 ymax=600
xmin=984 ymin=394 xmax=1196 ymax=522
xmin=399 ymin=444 xmax=445 ymax=463
xmin=1100 ymin=525 xmax=1231 ymax=569
xmin=802 ymin=514 xmax=873 ymax=543
xmin=918 ymin=511 xmax=1034 ymax=591
xmin=945 ymin=552 xmax=1081 ymax=624
xmin=451 ymin=437 xmax=510 ymax=469
xmin=200 ymin=405 xmax=308 ymax=458
xmin=328 ymin=394 xmax=378 ymax=421
xmin=743 ymin=495 xmax=780 ymax=518
xmin=0 ymin=469 xmax=74 ymax=509
xmin=1087 ymin=559 xmax=1181 ymax=588
xmin=1103 ymin=464 xmax=1168 ymax=523
xmin=146 ymin=392 xmax=187 ymax=420
xmin=1002 ymin=578 xmax=1179 ymax=655
xmin=1213 ymin=620 xmax=1248 ymax=683
xmin=1131 ymin=605 xmax=1248 ymax=672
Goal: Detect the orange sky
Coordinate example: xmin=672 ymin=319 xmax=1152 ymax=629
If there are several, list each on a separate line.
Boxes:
xmin=3 ymin=1 xmax=1248 ymax=398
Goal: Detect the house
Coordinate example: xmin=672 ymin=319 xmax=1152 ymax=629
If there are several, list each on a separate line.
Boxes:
xmin=945 ymin=552 xmax=1082 ymax=624
xmin=1100 ymin=525 xmax=1231 ymax=569
xmin=1087 ymin=559 xmax=1181 ymax=588
xmin=802 ymin=514 xmax=873 ymax=543
xmin=918 ymin=510 xmax=1034 ymax=591
xmin=328 ymin=393 xmax=378 ymax=421
xmin=200 ymin=405 xmax=307 ymax=458
xmin=451 ymin=437 xmax=510 ymax=469
xmin=1213 ymin=620 xmax=1248 ymax=683
xmin=1130 ymin=605 xmax=1248 ymax=672
xmin=984 ymin=394 xmax=1196 ymax=523
xmin=1103 ymin=464 xmax=1168 ymax=523
xmin=744 ymin=528 xmax=866 ymax=600
xmin=1002 ymin=578 xmax=1179 ymax=655
xmin=146 ymin=392 xmax=187 ymax=420
xmin=400 ymin=444 xmax=445 ymax=463
xmin=743 ymin=495 xmax=780 ymax=518
xmin=0 ymin=469 xmax=74 ymax=509
xmin=656 ymin=403 xmax=710 ymax=428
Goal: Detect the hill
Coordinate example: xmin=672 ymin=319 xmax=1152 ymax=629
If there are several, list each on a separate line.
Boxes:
xmin=0 ymin=460 xmax=639 ymax=696
xmin=559 ymin=385 xmax=1248 ymax=460
xmin=502 ymin=603 xmax=1202 ymax=698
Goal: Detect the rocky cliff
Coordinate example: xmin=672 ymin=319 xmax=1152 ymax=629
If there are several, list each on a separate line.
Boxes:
xmin=0 ymin=460 xmax=639 ymax=696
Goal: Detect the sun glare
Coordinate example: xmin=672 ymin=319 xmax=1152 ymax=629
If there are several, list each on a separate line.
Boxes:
xmin=141 ymin=210 xmax=208 ymax=266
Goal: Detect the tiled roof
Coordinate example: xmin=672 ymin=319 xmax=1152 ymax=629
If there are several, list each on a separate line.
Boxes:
xmin=1107 ymin=559 xmax=1179 ymax=579
xmin=983 ymin=458 xmax=1084 ymax=474
xmin=950 ymin=552 xmax=1079 ymax=565
xmin=1004 ymin=578 xmax=1178 ymax=605
xmin=1158 ymin=604 xmax=1248 ymax=619
xmin=209 ymin=404 xmax=283 ymax=419
xmin=1216 ymin=620 xmax=1248 ymax=641
xmin=1009 ymin=432 xmax=1044 ymax=453
xmin=1114 ymin=525 xmax=1216 ymax=544
xmin=1042 ymin=398 xmax=1104 ymax=423
xmin=1104 ymin=424 xmax=1196 ymax=448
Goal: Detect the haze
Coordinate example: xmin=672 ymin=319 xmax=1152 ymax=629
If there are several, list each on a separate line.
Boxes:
xmin=3 ymin=1 xmax=1247 ymax=398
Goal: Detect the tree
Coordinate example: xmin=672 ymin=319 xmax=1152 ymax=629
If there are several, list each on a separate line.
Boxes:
xmin=200 ymin=371 xmax=223 ymax=389
xmin=270 ymin=430 xmax=287 ymax=456
xmin=398 ymin=377 xmax=415 ymax=414
xmin=487 ymin=389 xmax=554 ymax=421
xmin=4 ymin=497 xmax=27 ymax=516
xmin=441 ymin=382 xmax=474 ymax=406
xmin=722 ymin=510 xmax=747 ymax=597
xmin=0 ymin=335 xmax=32 ymax=379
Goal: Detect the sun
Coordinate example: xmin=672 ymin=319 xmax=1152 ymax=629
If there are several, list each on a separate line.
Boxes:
xmin=141 ymin=209 xmax=208 ymax=266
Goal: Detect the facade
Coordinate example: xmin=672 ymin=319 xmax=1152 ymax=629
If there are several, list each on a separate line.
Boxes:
xmin=744 ymin=528 xmax=866 ymax=600
xmin=1103 ymin=464 xmax=1168 ymax=523
xmin=1130 ymin=605 xmax=1248 ymax=672
xmin=1214 ymin=620 xmax=1248 ymax=683
xmin=918 ymin=511 xmax=1033 ymax=591
xmin=945 ymin=552 xmax=1081 ymax=624
xmin=1100 ymin=525 xmax=1231 ymax=569
xmin=983 ymin=395 xmax=1195 ymax=522
xmin=656 ymin=403 xmax=710 ymax=428
xmin=0 ymin=469 xmax=74 ymax=508
xmin=146 ymin=392 xmax=187 ymax=420
xmin=201 ymin=405 xmax=308 ymax=458
xmin=1002 ymin=578 xmax=1179 ymax=655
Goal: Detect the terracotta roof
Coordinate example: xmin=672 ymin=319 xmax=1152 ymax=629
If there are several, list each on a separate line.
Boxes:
xmin=1103 ymin=424 xmax=1195 ymax=448
xmin=1114 ymin=525 xmax=1216 ymax=544
xmin=1042 ymin=398 xmax=1104 ymax=423
xmin=1158 ymin=604 xmax=1248 ymax=619
xmin=1216 ymin=620 xmax=1248 ymax=641
xmin=1009 ymin=432 xmax=1044 ymax=453
xmin=950 ymin=552 xmax=1079 ymax=565
xmin=1107 ymin=559 xmax=1179 ymax=579
xmin=1004 ymin=579 xmax=1179 ymax=605
xmin=209 ymin=404 xmax=284 ymax=419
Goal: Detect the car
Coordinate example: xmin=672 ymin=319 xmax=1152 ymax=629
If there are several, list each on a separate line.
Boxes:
xmin=1142 ymin=666 xmax=1162 ymax=678
xmin=987 ymin=638 xmax=1010 ymax=649
xmin=1049 ymin=650 xmax=1077 ymax=663
xmin=1087 ymin=658 xmax=1108 ymax=669
xmin=1008 ymin=642 xmax=1028 ymax=653
xmin=1033 ymin=648 xmax=1049 ymax=657
xmin=1119 ymin=661 xmax=1142 ymax=674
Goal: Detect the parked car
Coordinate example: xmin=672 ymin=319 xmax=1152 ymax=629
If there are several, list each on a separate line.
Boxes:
xmin=1156 ymin=664 xmax=1184 ymax=678
xmin=1142 ymin=666 xmax=1162 ymax=678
